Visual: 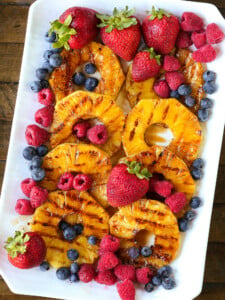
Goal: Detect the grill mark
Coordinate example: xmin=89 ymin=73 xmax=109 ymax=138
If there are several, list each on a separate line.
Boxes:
xmin=161 ymin=165 xmax=184 ymax=173
xmin=147 ymin=112 xmax=153 ymax=125
xmin=162 ymin=105 xmax=170 ymax=121
xmin=156 ymin=234 xmax=178 ymax=242
xmin=134 ymin=218 xmax=176 ymax=230
xmin=139 ymin=207 xmax=166 ymax=217
xmin=129 ymin=128 xmax=135 ymax=141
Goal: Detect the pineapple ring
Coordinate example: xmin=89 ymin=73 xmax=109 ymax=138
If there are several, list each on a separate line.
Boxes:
xmin=122 ymin=98 xmax=202 ymax=165
xmin=110 ymin=199 xmax=180 ymax=269
xmin=49 ymin=91 xmax=125 ymax=157
xmin=40 ymin=143 xmax=112 ymax=207
xmin=31 ymin=190 xmax=109 ymax=268
xmin=49 ymin=41 xmax=125 ymax=102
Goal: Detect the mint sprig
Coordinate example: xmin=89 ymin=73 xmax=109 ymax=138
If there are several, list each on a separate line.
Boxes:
xmin=148 ymin=6 xmax=171 ymax=20
xmin=124 ymin=160 xmax=152 ymax=180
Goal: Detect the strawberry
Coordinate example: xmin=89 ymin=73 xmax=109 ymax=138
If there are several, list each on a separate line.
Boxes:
xmin=5 ymin=231 xmax=46 ymax=269
xmin=142 ymin=6 xmax=180 ymax=54
xmin=96 ymin=6 xmax=141 ymax=61
xmin=132 ymin=48 xmax=161 ymax=82
xmin=107 ymin=161 xmax=152 ymax=207
xmin=48 ymin=7 xmax=99 ymax=50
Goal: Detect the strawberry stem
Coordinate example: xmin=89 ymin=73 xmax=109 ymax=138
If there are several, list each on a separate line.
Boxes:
xmin=124 ymin=161 xmax=152 ymax=180
xmin=4 ymin=231 xmax=30 ymax=258
xmin=144 ymin=48 xmax=161 ymax=65
xmin=148 ymin=6 xmax=171 ymax=20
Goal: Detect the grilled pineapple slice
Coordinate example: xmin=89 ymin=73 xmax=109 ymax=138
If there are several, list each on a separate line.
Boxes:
xmin=49 ymin=41 xmax=125 ymax=102
xmin=122 ymin=98 xmax=202 ymax=165
xmin=40 ymin=143 xmax=112 ymax=207
xmin=110 ymin=199 xmax=180 ymax=269
xmin=125 ymin=65 xmax=158 ymax=108
xmin=31 ymin=190 xmax=109 ymax=268
xmin=49 ymin=91 xmax=125 ymax=157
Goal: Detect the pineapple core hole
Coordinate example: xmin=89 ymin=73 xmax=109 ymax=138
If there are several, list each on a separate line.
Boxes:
xmin=144 ymin=123 xmax=173 ymax=147
xmin=135 ymin=230 xmax=155 ymax=247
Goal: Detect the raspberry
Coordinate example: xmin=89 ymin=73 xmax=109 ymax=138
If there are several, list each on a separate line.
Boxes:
xmin=117 ymin=279 xmax=135 ymax=300
xmin=136 ymin=267 xmax=154 ymax=284
xmin=100 ymin=235 xmax=120 ymax=253
xmin=176 ymin=31 xmax=193 ymax=48
xmin=57 ymin=172 xmax=74 ymax=191
xmin=97 ymin=252 xmax=119 ymax=271
xmin=37 ymin=88 xmax=55 ymax=106
xmin=191 ymin=31 xmax=207 ymax=49
xmin=153 ymin=80 xmax=170 ymax=98
xmin=206 ymin=23 xmax=225 ymax=44
xmin=87 ymin=124 xmax=108 ymax=145
xmin=21 ymin=178 xmax=37 ymax=197
xmin=153 ymin=180 xmax=173 ymax=198
xmin=73 ymin=174 xmax=92 ymax=191
xmin=25 ymin=124 xmax=49 ymax=147
xmin=165 ymin=72 xmax=185 ymax=91
xmin=78 ymin=264 xmax=95 ymax=283
xmin=35 ymin=105 xmax=54 ymax=127
xmin=73 ymin=121 xmax=91 ymax=138
xmin=148 ymin=174 xmax=162 ymax=193
xmin=192 ymin=45 xmax=216 ymax=63
xmin=114 ymin=264 xmax=136 ymax=281
xmin=163 ymin=55 xmax=181 ymax=72
xmin=30 ymin=186 xmax=48 ymax=208
xmin=95 ymin=270 xmax=117 ymax=286
xmin=165 ymin=192 xmax=187 ymax=213
xmin=15 ymin=199 xmax=35 ymax=215
xmin=181 ymin=12 xmax=204 ymax=32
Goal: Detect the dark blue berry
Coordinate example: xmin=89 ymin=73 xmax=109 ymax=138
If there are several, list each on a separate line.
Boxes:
xmin=56 ymin=267 xmax=70 ymax=280
xmin=85 ymin=63 xmax=97 ymax=74
xmin=192 ymin=158 xmax=204 ymax=169
xmin=30 ymin=81 xmax=42 ymax=93
xmin=128 ymin=247 xmax=140 ymax=259
xmin=42 ymin=61 xmax=54 ymax=73
xmin=43 ymin=50 xmax=54 ymax=61
xmin=178 ymin=218 xmax=189 ymax=232
xmin=203 ymin=70 xmax=216 ymax=82
xmin=152 ymin=275 xmax=162 ymax=286
xmin=63 ymin=227 xmax=77 ymax=241
xmin=72 ymin=72 xmax=86 ymax=86
xmin=197 ymin=108 xmax=209 ymax=122
xmin=203 ymin=81 xmax=217 ymax=94
xmin=170 ymin=90 xmax=180 ymax=99
xmin=200 ymin=98 xmax=213 ymax=109
xmin=49 ymin=53 xmax=62 ymax=67
xmin=184 ymin=96 xmax=196 ymax=107
xmin=36 ymin=68 xmax=49 ymax=81
xmin=50 ymin=44 xmax=63 ymax=53
xmin=70 ymin=273 xmax=79 ymax=282
xmin=144 ymin=282 xmax=154 ymax=292
xmin=84 ymin=77 xmax=99 ymax=91
xmin=40 ymin=80 xmax=49 ymax=89
xmin=22 ymin=146 xmax=37 ymax=160
xmin=29 ymin=156 xmax=43 ymax=170
xmin=37 ymin=145 xmax=48 ymax=157
xmin=141 ymin=246 xmax=152 ymax=257
xmin=184 ymin=210 xmax=196 ymax=221
xmin=58 ymin=220 xmax=69 ymax=231
xmin=31 ymin=167 xmax=45 ymax=182
xmin=157 ymin=265 xmax=172 ymax=278
xmin=40 ymin=261 xmax=50 ymax=271
xmin=162 ymin=277 xmax=176 ymax=290
xmin=67 ymin=249 xmax=79 ymax=261
xmin=191 ymin=168 xmax=203 ymax=180
xmin=70 ymin=262 xmax=79 ymax=274
xmin=178 ymin=84 xmax=192 ymax=96
xmin=74 ymin=224 xmax=83 ymax=235
xmin=88 ymin=235 xmax=97 ymax=245
xmin=45 ymin=31 xmax=56 ymax=43
xmin=190 ymin=196 xmax=201 ymax=209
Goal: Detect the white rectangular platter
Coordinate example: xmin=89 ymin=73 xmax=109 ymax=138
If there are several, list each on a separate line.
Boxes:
xmin=0 ymin=0 xmax=225 ymax=299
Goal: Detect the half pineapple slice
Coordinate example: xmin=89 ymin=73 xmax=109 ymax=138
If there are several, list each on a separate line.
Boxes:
xmin=31 ymin=190 xmax=109 ymax=268
xmin=110 ymin=199 xmax=180 ymax=269
xmin=40 ymin=143 xmax=112 ymax=207
xmin=49 ymin=41 xmax=125 ymax=102
xmin=122 ymin=98 xmax=202 ymax=165
xmin=49 ymin=91 xmax=125 ymax=157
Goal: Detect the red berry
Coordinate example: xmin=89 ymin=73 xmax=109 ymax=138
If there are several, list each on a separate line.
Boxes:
xmin=95 ymin=270 xmax=117 ymax=286
xmin=163 ymin=55 xmax=181 ymax=72
xmin=176 ymin=31 xmax=193 ymax=48
xmin=117 ymin=279 xmax=135 ymax=300
xmin=153 ymin=80 xmax=170 ymax=98
xmin=100 ymin=235 xmax=120 ymax=253
xmin=57 ymin=172 xmax=74 ymax=191
xmin=30 ymin=186 xmax=48 ymax=208
xmin=78 ymin=264 xmax=95 ymax=283
xmin=87 ymin=124 xmax=108 ymax=145
xmin=37 ymin=88 xmax=55 ymax=106
xmin=192 ymin=44 xmax=216 ymax=63
xmin=136 ymin=267 xmax=154 ymax=284
xmin=73 ymin=121 xmax=91 ymax=138
xmin=165 ymin=192 xmax=187 ymax=213
xmin=114 ymin=264 xmax=136 ymax=281
xmin=165 ymin=71 xmax=185 ymax=91
xmin=15 ymin=199 xmax=35 ymax=215
xmin=35 ymin=105 xmax=54 ymax=127
xmin=191 ymin=31 xmax=207 ymax=49
xmin=21 ymin=178 xmax=37 ymax=197
xmin=206 ymin=23 xmax=225 ymax=44
xmin=25 ymin=124 xmax=49 ymax=147
xmin=97 ymin=252 xmax=119 ymax=271
xmin=153 ymin=180 xmax=173 ymax=198
xmin=73 ymin=174 xmax=92 ymax=191
xmin=181 ymin=12 xmax=204 ymax=32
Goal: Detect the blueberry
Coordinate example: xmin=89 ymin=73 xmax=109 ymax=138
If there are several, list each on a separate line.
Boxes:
xmin=70 ymin=273 xmax=79 ymax=282
xmin=29 ymin=155 xmax=43 ymax=170
xmin=152 ymin=275 xmax=162 ymax=286
xmin=31 ymin=167 xmax=45 ymax=182
xmin=88 ymin=235 xmax=97 ymax=245
xmin=170 ymin=90 xmax=180 ymax=99
xmin=203 ymin=81 xmax=217 ymax=94
xmin=141 ymin=246 xmax=152 ymax=257
xmin=191 ymin=168 xmax=203 ymax=180
xmin=162 ymin=277 xmax=176 ymax=290
xmin=42 ymin=61 xmax=54 ymax=73
xmin=184 ymin=96 xmax=196 ymax=107
xmin=22 ymin=146 xmax=37 ymax=160
xmin=84 ymin=77 xmax=99 ymax=91
xmin=56 ymin=267 xmax=70 ymax=280
xmin=40 ymin=261 xmax=50 ymax=271
xmin=36 ymin=68 xmax=49 ymax=81
xmin=72 ymin=72 xmax=86 ymax=86
xmin=178 ymin=84 xmax=192 ymax=96
xmin=144 ymin=282 xmax=154 ymax=292
xmin=128 ymin=247 xmax=140 ymax=259
xmin=58 ymin=220 xmax=69 ymax=231
xmin=184 ymin=210 xmax=196 ymax=221
xmin=50 ymin=44 xmax=63 ymax=53
xmin=74 ymin=224 xmax=83 ymax=235
xmin=203 ymin=70 xmax=216 ymax=82
xmin=70 ymin=262 xmax=79 ymax=274
xmin=192 ymin=158 xmax=204 ymax=169
xmin=30 ymin=81 xmax=42 ymax=93
xmin=67 ymin=249 xmax=79 ymax=261
xmin=197 ymin=108 xmax=209 ymax=122
xmin=49 ymin=53 xmax=62 ymax=67
xmin=63 ymin=227 xmax=77 ymax=241
xmin=37 ymin=145 xmax=48 ymax=157
xmin=190 ymin=196 xmax=201 ymax=209
xmin=157 ymin=265 xmax=172 ymax=278
xmin=45 ymin=31 xmax=57 ymax=43
xmin=43 ymin=50 xmax=54 ymax=61
xmin=40 ymin=80 xmax=49 ymax=89
xmin=85 ymin=63 xmax=97 ymax=74
xmin=200 ymin=98 xmax=213 ymax=109
xmin=178 ymin=218 xmax=189 ymax=232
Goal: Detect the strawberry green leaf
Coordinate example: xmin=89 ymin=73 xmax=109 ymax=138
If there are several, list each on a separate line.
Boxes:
xmin=64 ymin=14 xmax=73 ymax=26
xmin=124 ymin=160 xmax=152 ymax=180
xmin=144 ymin=47 xmax=161 ymax=65
xmin=148 ymin=6 xmax=171 ymax=20
xmin=4 ymin=231 xmax=30 ymax=258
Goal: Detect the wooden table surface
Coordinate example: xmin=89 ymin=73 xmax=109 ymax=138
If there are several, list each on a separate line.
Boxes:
xmin=0 ymin=0 xmax=225 ymax=299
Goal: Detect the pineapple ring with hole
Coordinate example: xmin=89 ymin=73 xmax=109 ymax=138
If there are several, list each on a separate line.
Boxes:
xmin=122 ymin=98 xmax=202 ymax=165
xmin=109 ymin=199 xmax=180 ymax=269
xmin=49 ymin=91 xmax=125 ymax=157
xmin=31 ymin=190 xmax=109 ymax=268
xmin=39 ymin=143 xmax=112 ymax=207
xmin=49 ymin=41 xmax=125 ymax=103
